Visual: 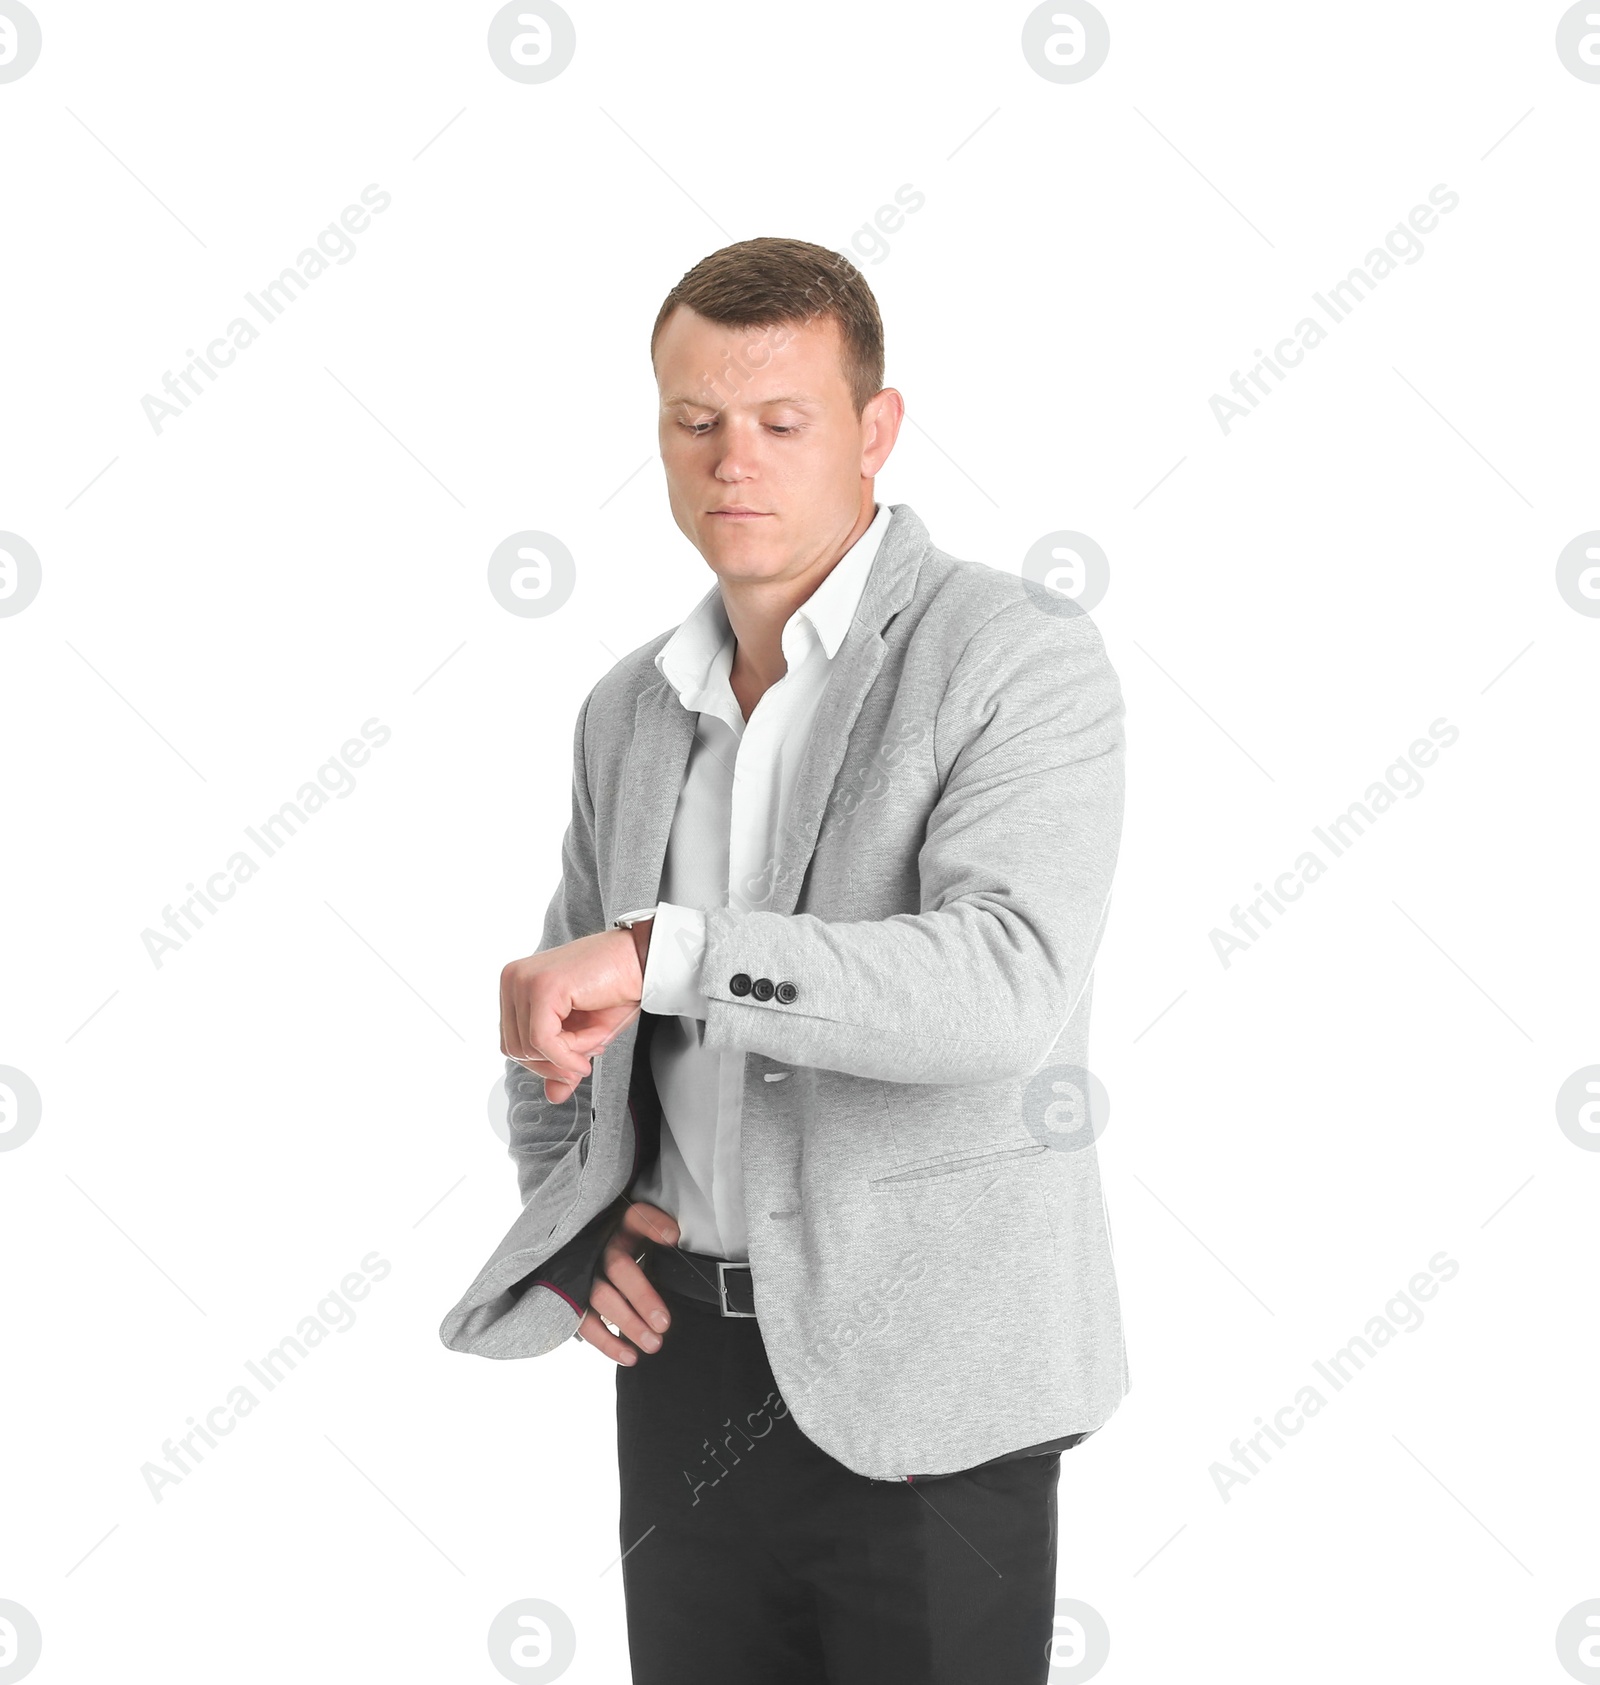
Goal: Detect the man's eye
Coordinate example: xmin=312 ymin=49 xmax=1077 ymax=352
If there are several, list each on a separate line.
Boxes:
xmin=677 ymin=419 xmax=800 ymax=436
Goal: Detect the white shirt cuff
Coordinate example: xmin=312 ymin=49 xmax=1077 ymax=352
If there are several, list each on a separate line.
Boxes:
xmin=639 ymin=902 xmax=710 ymax=1019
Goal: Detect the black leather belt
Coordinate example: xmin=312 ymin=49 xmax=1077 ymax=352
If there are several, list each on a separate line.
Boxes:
xmin=643 ymin=1240 xmax=756 ymax=1317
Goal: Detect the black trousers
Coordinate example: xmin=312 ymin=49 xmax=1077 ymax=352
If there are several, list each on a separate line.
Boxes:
xmin=615 ymin=1277 xmax=1063 ymax=1684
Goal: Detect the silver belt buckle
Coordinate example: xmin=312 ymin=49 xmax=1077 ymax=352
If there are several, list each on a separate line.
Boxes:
xmin=716 ymin=1259 xmax=756 ymax=1317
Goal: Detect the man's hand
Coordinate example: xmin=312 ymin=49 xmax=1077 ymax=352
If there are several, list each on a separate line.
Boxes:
xmin=576 ymin=1201 xmax=680 ymax=1365
xmin=500 ymin=921 xmax=653 ymax=1103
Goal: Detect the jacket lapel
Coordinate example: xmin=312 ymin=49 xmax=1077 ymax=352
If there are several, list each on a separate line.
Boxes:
xmin=766 ymin=503 xmax=927 ymax=917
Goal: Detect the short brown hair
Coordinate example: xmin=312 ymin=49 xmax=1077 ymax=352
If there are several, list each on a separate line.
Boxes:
xmin=650 ymin=237 xmax=885 ymax=417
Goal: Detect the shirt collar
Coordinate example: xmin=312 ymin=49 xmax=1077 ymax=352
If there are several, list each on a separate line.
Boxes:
xmin=656 ymin=502 xmax=892 ymax=710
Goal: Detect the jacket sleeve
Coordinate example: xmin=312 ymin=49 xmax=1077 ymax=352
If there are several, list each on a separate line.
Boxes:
xmin=505 ymin=686 xmax=604 ymax=1204
xmin=695 ymin=599 xmax=1125 ymax=1085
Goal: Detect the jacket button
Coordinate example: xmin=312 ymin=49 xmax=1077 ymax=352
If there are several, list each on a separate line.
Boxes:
xmin=775 ymin=981 xmax=798 ymax=1004
xmin=751 ymin=977 xmax=775 ymax=1001
xmin=729 ymin=973 xmax=752 ymax=996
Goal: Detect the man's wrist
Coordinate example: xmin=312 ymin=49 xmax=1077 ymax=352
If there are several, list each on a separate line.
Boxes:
xmin=609 ymin=906 xmax=657 ymax=996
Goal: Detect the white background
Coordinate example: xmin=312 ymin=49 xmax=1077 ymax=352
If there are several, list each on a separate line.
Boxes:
xmin=2 ymin=2 xmax=1597 ymax=1681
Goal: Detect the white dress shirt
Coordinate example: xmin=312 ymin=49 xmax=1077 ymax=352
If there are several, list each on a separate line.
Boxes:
xmin=612 ymin=503 xmax=893 ymax=1259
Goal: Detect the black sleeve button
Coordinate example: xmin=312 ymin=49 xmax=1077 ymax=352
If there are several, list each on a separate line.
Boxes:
xmin=751 ymin=977 xmax=775 ymax=1001
xmin=775 ymin=981 xmax=798 ymax=1004
xmin=729 ymin=973 xmax=753 ymax=996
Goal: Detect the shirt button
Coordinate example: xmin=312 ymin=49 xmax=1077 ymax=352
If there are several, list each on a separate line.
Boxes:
xmin=751 ymin=977 xmax=775 ymax=1001
xmin=775 ymin=981 xmax=798 ymax=1004
xmin=729 ymin=973 xmax=753 ymax=996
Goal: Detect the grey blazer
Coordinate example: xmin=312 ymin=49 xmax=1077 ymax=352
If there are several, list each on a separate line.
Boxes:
xmin=439 ymin=502 xmax=1129 ymax=1481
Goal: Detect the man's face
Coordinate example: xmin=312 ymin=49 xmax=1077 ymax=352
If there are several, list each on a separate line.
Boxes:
xmin=654 ymin=305 xmax=891 ymax=583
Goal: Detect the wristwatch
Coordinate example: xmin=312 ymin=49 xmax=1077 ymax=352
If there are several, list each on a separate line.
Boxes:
xmin=610 ymin=906 xmax=658 ymax=931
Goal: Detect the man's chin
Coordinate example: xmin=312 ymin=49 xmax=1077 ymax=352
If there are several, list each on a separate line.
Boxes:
xmin=699 ymin=524 xmax=783 ymax=574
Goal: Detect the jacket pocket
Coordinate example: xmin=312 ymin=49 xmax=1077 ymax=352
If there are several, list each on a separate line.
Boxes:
xmin=869 ymin=1142 xmax=1047 ymax=1189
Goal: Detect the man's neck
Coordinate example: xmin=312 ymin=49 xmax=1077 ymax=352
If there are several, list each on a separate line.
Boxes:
xmin=723 ymin=497 xmax=877 ymax=721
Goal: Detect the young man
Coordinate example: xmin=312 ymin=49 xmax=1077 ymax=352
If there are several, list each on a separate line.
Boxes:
xmin=442 ymin=237 xmax=1128 ymax=1684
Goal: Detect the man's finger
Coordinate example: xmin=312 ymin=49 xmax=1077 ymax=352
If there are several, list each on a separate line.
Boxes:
xmin=499 ymin=963 xmax=516 ymax=1060
xmin=617 ymin=1200 xmax=681 ymax=1249
xmin=589 ymin=1279 xmax=664 ymax=1355
xmin=500 ymin=963 xmax=551 ymax=1065
xmin=513 ymin=972 xmax=535 ymax=1070
xmin=600 ymin=1247 xmax=673 ymax=1336
xmin=520 ymin=977 xmax=590 ymax=1081
xmin=564 ymin=1021 xmax=619 ymax=1056
xmin=513 ymin=1017 xmax=624 ymax=1083
xmin=526 ymin=1035 xmax=589 ymax=1082
xmin=507 ymin=1055 xmax=586 ymax=1107
xmin=574 ymin=1307 xmax=638 ymax=1366
xmin=530 ymin=1045 xmax=592 ymax=1105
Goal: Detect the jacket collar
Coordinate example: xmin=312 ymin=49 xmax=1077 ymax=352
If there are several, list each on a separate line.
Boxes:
xmin=609 ymin=501 xmax=929 ymax=922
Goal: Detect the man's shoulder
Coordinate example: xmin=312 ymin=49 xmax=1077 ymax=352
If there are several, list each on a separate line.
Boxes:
xmin=909 ymin=532 xmax=1107 ymax=665
xmin=918 ymin=542 xmax=1034 ymax=618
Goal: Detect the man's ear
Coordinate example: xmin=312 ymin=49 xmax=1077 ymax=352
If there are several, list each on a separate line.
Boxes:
xmin=861 ymin=386 xmax=905 ymax=476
